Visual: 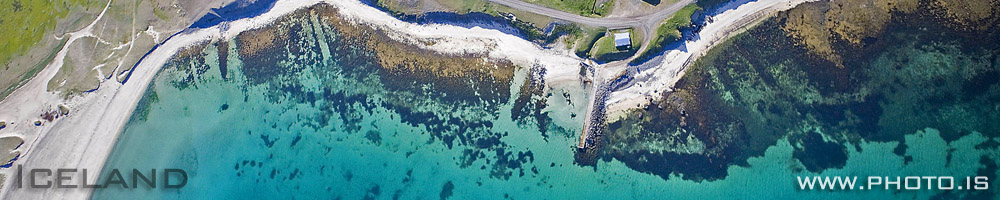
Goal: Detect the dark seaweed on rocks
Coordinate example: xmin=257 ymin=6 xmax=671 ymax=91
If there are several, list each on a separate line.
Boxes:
xmin=604 ymin=0 xmax=1000 ymax=183
xmin=224 ymin=4 xmax=533 ymax=181
xmin=439 ymin=181 xmax=455 ymax=200
xmin=791 ymin=131 xmax=848 ymax=173
xmin=235 ymin=25 xmax=298 ymax=85
xmin=165 ymin=42 xmax=212 ymax=90
xmin=217 ymin=41 xmax=229 ymax=79
xmin=511 ymin=64 xmax=552 ymax=139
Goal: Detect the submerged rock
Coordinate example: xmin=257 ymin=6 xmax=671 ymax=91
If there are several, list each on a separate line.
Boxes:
xmin=605 ymin=0 xmax=1000 ymax=182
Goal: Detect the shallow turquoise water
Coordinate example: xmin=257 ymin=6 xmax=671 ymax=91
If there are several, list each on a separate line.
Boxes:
xmin=91 ymin=5 xmax=1000 ymax=200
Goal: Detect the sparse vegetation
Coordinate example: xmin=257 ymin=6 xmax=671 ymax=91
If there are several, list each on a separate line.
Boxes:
xmin=572 ymin=27 xmax=606 ymax=57
xmin=633 ymin=4 xmax=700 ymax=64
xmin=590 ymin=34 xmax=618 ymax=57
xmin=0 ymin=0 xmax=76 ymax=66
xmin=589 ymin=28 xmax=642 ymax=62
xmin=375 ymin=0 xmax=619 ymax=47
xmin=0 ymin=136 xmax=23 ymax=167
xmin=595 ymin=0 xmax=614 ymax=16
xmin=2 ymin=0 xmax=193 ymax=100
xmin=525 ymin=0 xmax=611 ymax=17
xmin=377 ymin=0 xmax=552 ymax=27
xmin=376 ymin=0 xmax=558 ymax=41
xmin=0 ymin=0 xmax=103 ymax=100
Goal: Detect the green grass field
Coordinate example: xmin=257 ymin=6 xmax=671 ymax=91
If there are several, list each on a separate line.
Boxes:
xmin=0 ymin=0 xmax=74 ymax=67
xmin=632 ymin=3 xmax=700 ymax=63
xmin=0 ymin=0 xmax=103 ymax=100
xmin=376 ymin=0 xmax=619 ymax=57
xmin=377 ymin=0 xmax=557 ymax=40
xmin=377 ymin=0 xmax=554 ymax=27
xmin=589 ymin=34 xmax=617 ymax=56
xmin=596 ymin=0 xmax=613 ymax=16
xmin=572 ymin=27 xmax=605 ymax=56
xmin=0 ymin=0 xmax=105 ymax=66
xmin=589 ymin=28 xmax=641 ymax=62
xmin=525 ymin=0 xmax=611 ymax=16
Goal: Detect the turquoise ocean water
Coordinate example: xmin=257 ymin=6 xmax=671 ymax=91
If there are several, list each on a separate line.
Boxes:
xmin=91 ymin=3 xmax=1000 ymax=199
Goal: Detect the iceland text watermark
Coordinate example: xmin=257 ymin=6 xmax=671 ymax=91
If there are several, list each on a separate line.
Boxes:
xmin=13 ymin=165 xmax=187 ymax=189
xmin=797 ymin=176 xmax=989 ymax=190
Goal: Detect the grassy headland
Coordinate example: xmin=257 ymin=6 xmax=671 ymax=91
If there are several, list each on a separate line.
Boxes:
xmin=588 ymin=28 xmax=642 ymax=62
xmin=631 ymin=4 xmax=700 ymax=64
xmin=524 ymin=0 xmax=613 ymax=16
xmin=376 ymin=0 xmax=613 ymax=53
xmin=0 ymin=0 xmax=104 ymax=100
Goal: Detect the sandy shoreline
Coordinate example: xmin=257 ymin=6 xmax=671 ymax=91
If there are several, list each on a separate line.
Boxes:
xmin=0 ymin=0 xmax=584 ymax=198
xmin=0 ymin=0 xmax=813 ymax=198
xmin=604 ymin=0 xmax=814 ymax=120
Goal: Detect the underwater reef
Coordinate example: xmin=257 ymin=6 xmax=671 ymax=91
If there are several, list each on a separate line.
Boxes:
xmin=605 ymin=0 xmax=1000 ymax=190
xmin=138 ymin=4 xmax=561 ymax=182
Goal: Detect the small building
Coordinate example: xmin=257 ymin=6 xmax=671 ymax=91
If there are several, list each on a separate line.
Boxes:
xmin=613 ymin=32 xmax=631 ymax=49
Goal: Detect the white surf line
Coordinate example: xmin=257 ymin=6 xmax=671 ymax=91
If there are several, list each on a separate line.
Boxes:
xmin=327 ymin=0 xmax=584 ymax=85
xmin=0 ymin=0 xmax=115 ymax=198
xmin=604 ymin=0 xmax=815 ymax=118
xmin=0 ymin=0 xmax=588 ymax=198
xmin=0 ymin=0 xmax=113 ymax=147
xmin=0 ymin=0 xmax=306 ymax=197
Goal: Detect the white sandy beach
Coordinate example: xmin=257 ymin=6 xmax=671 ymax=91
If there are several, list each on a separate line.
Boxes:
xmin=0 ymin=0 xmax=584 ymax=198
xmin=604 ymin=0 xmax=814 ymax=119
xmin=0 ymin=0 xmax=812 ymax=198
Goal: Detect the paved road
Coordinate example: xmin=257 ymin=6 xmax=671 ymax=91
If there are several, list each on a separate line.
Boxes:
xmin=489 ymin=0 xmax=696 ymax=56
xmin=489 ymin=0 xmax=642 ymax=27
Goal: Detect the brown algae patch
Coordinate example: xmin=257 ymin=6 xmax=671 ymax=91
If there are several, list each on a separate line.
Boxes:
xmin=604 ymin=0 xmax=1000 ymax=182
xmin=234 ymin=4 xmax=519 ymax=83
xmin=313 ymin=6 xmax=516 ymax=83
xmin=604 ymin=57 xmax=750 ymax=181
xmin=237 ymin=27 xmax=287 ymax=58
xmin=163 ymin=41 xmax=214 ymax=90
xmin=780 ymin=0 xmax=1000 ymax=67
xmin=511 ymin=65 xmax=554 ymax=139
xmin=233 ymin=4 xmax=519 ymax=106
xmin=780 ymin=0 xmax=917 ymax=66
xmin=780 ymin=2 xmax=841 ymax=66
xmin=933 ymin=0 xmax=1000 ymax=30
xmin=222 ymin=4 xmax=534 ymax=179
